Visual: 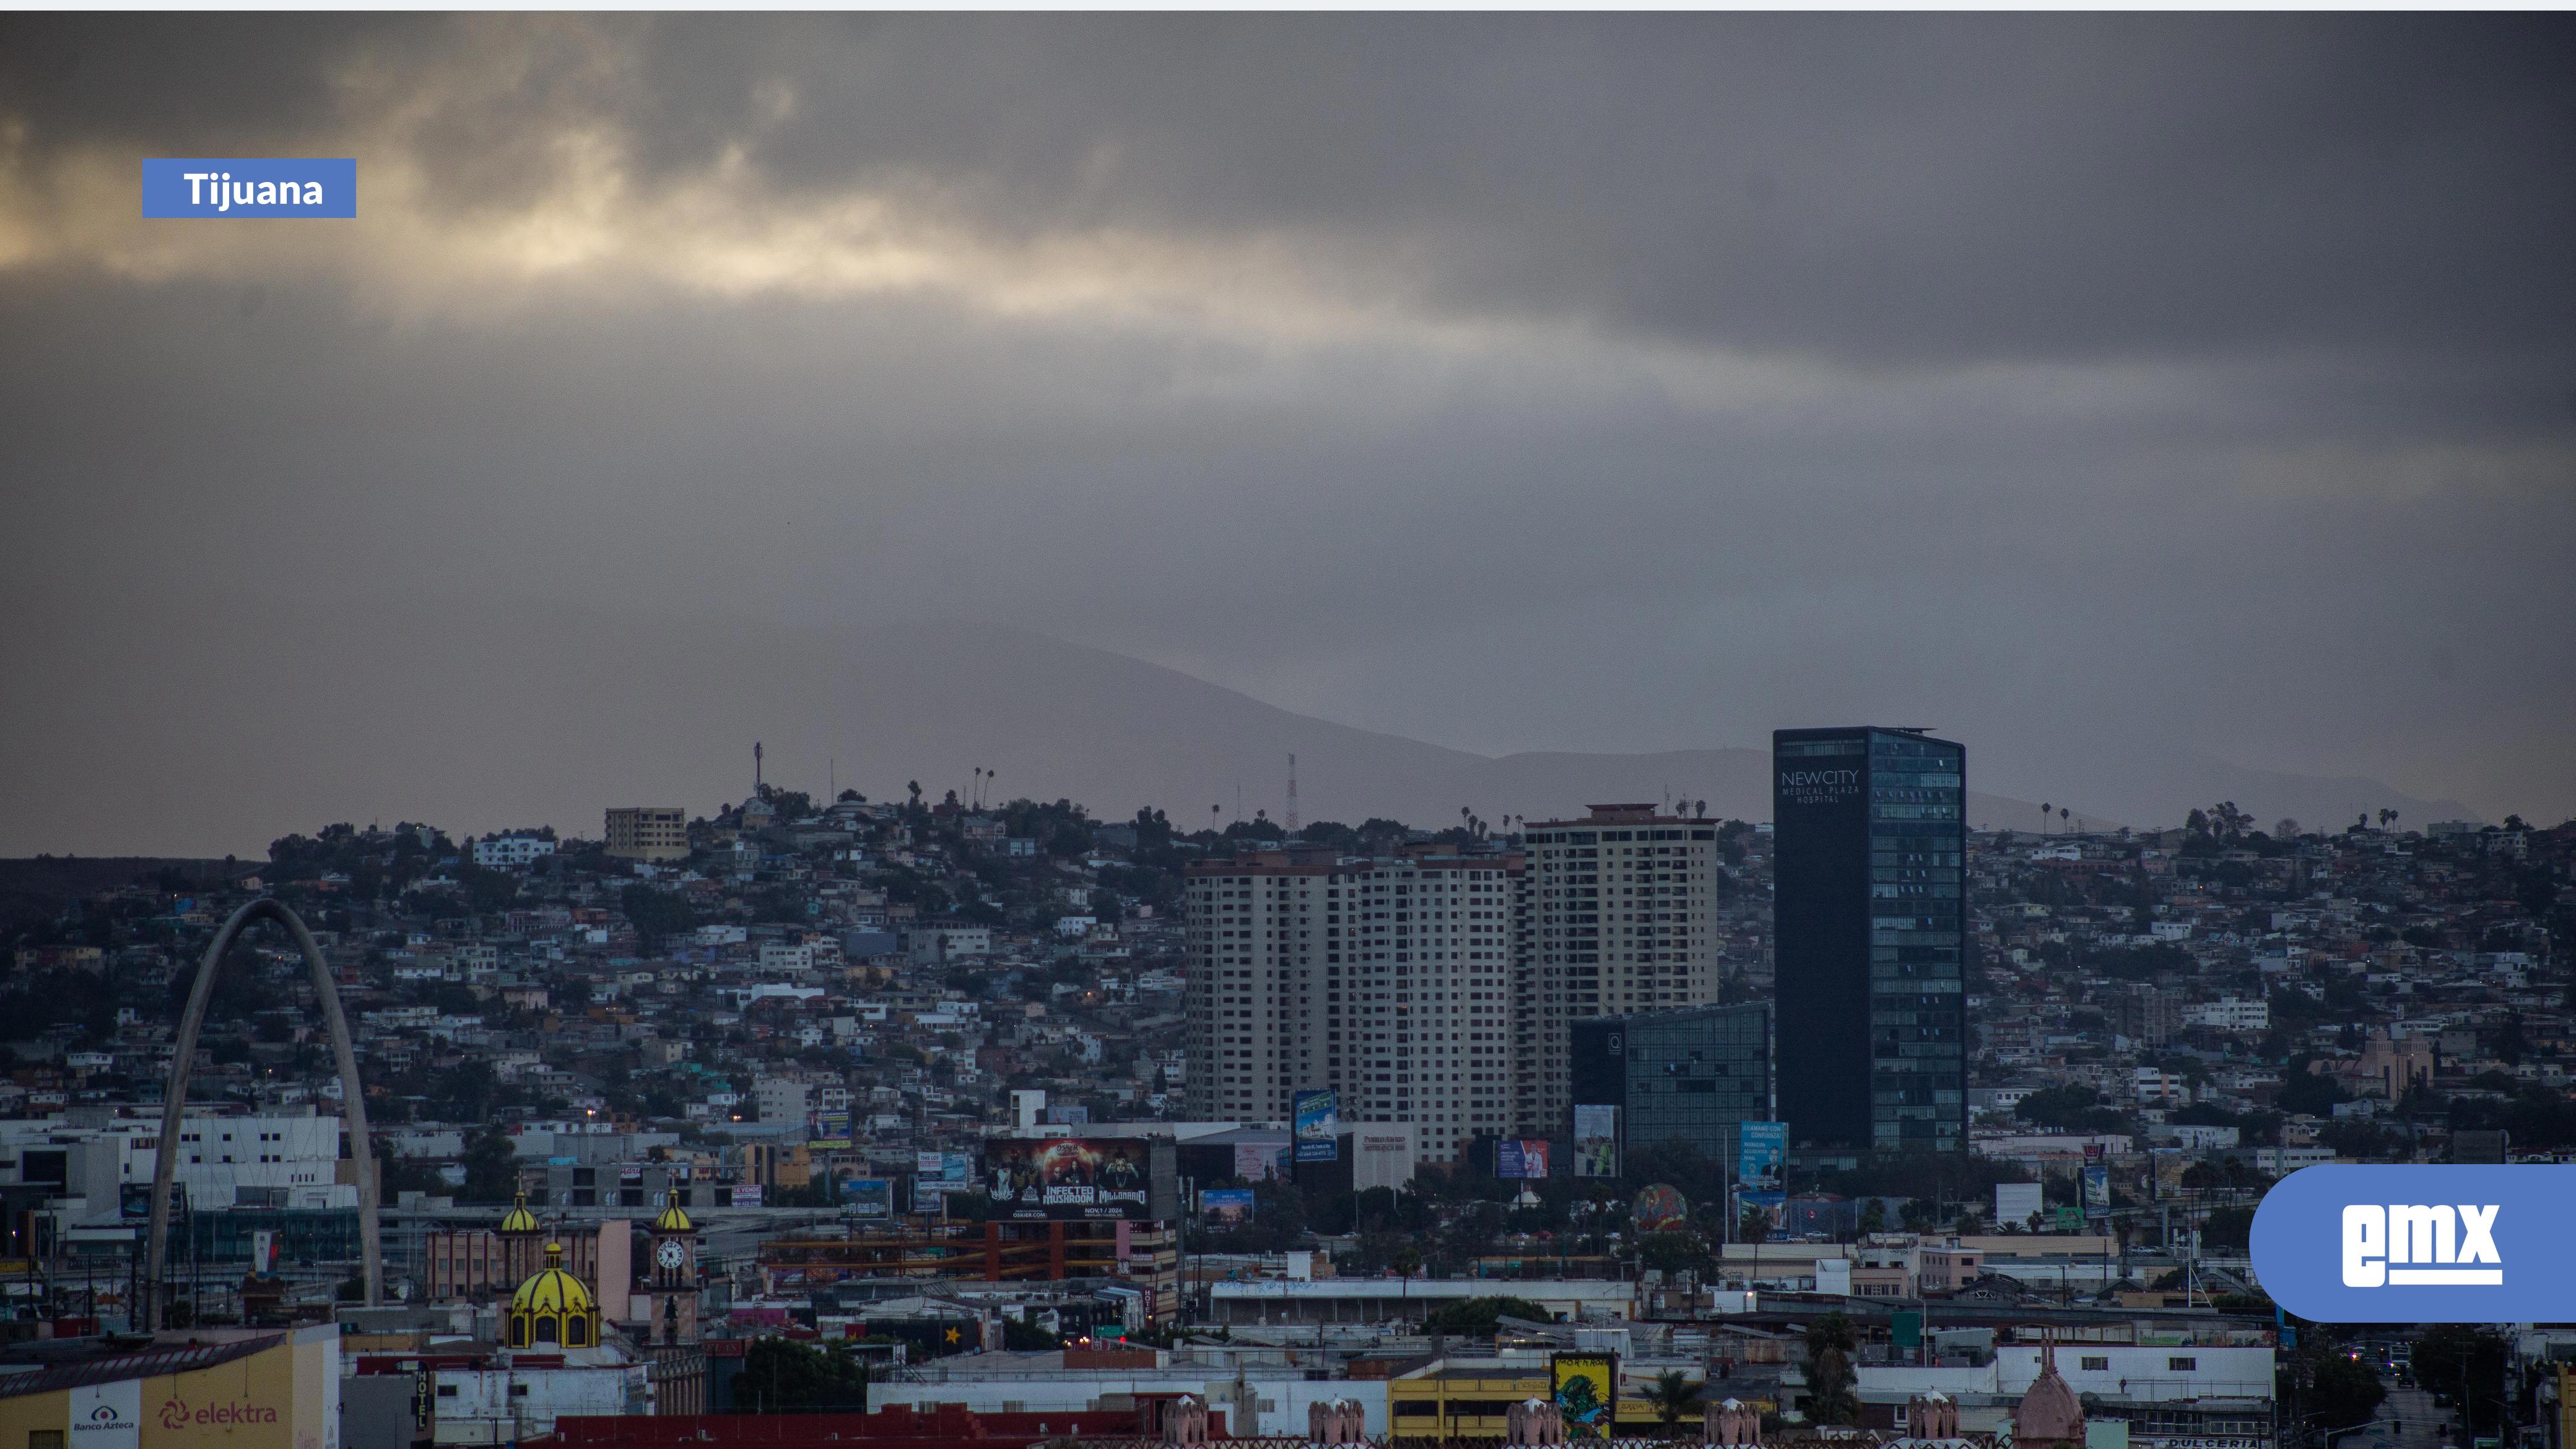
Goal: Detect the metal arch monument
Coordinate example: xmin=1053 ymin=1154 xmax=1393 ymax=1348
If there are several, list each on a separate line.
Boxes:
xmin=144 ymin=896 xmax=383 ymax=1325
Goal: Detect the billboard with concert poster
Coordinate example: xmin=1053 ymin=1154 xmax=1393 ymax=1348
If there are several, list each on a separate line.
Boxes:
xmin=983 ymin=1136 xmax=1178 ymax=1221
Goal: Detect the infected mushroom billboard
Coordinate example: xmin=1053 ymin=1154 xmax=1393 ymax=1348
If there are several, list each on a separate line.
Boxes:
xmin=982 ymin=1136 xmax=1178 ymax=1221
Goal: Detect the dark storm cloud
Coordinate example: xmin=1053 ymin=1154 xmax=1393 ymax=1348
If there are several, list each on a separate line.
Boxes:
xmin=0 ymin=14 xmax=2570 ymax=854
xmin=8 ymin=14 xmax=2575 ymax=363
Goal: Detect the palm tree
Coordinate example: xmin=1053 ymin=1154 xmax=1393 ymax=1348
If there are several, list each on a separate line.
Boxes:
xmin=2379 ymin=808 xmax=2399 ymax=832
xmin=1804 ymin=1313 xmax=1861 ymax=1425
xmin=2041 ymin=802 xmax=2053 ymax=835
xmin=1645 ymin=1370 xmax=1702 ymax=1437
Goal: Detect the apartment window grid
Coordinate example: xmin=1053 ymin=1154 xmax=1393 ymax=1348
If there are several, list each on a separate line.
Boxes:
xmin=1186 ymin=853 xmax=1521 ymax=1160
xmin=1518 ymin=811 xmax=1726 ymax=1140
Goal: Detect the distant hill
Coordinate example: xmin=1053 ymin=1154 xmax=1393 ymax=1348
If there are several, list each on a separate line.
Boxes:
xmin=0 ymin=857 xmax=246 ymax=936
xmin=0 ymin=595 xmax=2473 ymax=856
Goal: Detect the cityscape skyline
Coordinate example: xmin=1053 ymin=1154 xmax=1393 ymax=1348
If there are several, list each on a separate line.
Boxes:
xmin=0 ymin=10 xmax=2570 ymax=1445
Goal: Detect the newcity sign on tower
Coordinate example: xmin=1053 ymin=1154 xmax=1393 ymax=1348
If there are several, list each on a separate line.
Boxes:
xmin=2250 ymin=1164 xmax=2570 ymax=1321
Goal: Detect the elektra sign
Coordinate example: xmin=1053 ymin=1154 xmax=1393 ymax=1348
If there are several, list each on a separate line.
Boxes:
xmin=142 ymin=159 xmax=356 ymax=219
xmin=2250 ymin=1164 xmax=2569 ymax=1321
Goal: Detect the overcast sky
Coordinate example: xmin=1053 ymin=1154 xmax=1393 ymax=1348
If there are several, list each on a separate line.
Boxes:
xmin=3 ymin=14 xmax=2572 ymax=851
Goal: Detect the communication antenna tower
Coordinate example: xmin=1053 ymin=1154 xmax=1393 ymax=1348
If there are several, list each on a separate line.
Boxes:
xmin=1286 ymin=754 xmax=1299 ymax=835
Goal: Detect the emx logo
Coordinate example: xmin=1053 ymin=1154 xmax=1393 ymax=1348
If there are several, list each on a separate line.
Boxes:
xmin=2252 ymin=1164 xmax=2565 ymax=1323
xmin=2342 ymin=1203 xmax=2501 ymax=1286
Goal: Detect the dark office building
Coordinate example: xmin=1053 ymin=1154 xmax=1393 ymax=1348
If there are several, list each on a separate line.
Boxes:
xmin=1570 ymin=1003 xmax=1772 ymax=1167
xmin=1773 ymin=726 xmax=1966 ymax=1155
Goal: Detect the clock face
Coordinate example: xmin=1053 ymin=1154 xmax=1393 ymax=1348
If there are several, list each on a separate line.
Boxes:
xmin=656 ymin=1240 xmax=688 ymax=1269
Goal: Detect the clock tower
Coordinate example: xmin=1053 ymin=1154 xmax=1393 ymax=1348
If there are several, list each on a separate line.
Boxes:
xmin=632 ymin=1202 xmax=708 ymax=1416
xmin=645 ymin=1203 xmax=701 ymax=1347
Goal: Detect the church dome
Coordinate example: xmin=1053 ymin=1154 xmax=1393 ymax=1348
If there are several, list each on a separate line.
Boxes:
xmin=2015 ymin=1347 xmax=2086 ymax=1445
xmin=507 ymin=1243 xmax=601 ymax=1350
xmin=653 ymin=1203 xmax=694 ymax=1233
xmin=498 ymin=1192 xmax=540 ymax=1235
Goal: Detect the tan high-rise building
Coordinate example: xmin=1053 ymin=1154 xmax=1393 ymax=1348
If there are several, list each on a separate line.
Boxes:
xmin=1184 ymin=846 xmax=1523 ymax=1163
xmin=1516 ymin=804 xmax=1728 ymax=1139
xmin=605 ymin=806 xmax=690 ymax=862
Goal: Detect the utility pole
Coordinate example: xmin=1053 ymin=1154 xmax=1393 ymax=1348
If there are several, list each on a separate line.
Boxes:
xmin=1286 ymin=755 xmax=1299 ymax=837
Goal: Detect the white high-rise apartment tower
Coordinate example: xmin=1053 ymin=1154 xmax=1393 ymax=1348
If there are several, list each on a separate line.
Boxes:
xmin=1183 ymin=848 xmax=1523 ymax=1162
xmin=1515 ymin=804 xmax=1730 ymax=1139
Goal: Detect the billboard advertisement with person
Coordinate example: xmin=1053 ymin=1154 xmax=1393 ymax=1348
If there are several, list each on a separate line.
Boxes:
xmin=983 ymin=1136 xmax=1167 ymax=1221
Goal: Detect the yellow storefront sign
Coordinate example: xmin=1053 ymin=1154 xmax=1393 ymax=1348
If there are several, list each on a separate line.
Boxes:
xmin=0 ymin=1326 xmax=337 ymax=1449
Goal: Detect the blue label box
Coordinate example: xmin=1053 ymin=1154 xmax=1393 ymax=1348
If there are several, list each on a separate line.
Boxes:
xmin=143 ymin=159 xmax=356 ymax=219
xmin=2252 ymin=1163 xmax=2572 ymax=1323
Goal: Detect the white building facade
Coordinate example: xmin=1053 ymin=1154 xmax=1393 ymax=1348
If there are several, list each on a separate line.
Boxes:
xmin=1518 ymin=806 xmax=1728 ymax=1137
xmin=1184 ymin=850 xmax=1524 ymax=1162
xmin=472 ymin=835 xmax=557 ymax=869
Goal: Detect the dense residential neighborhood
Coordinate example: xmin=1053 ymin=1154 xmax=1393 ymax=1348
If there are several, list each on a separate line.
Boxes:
xmin=0 ymin=782 xmax=2569 ymax=1449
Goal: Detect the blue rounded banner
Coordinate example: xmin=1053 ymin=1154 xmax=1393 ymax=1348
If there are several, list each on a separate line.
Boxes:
xmin=2252 ymin=1163 xmax=2574 ymax=1322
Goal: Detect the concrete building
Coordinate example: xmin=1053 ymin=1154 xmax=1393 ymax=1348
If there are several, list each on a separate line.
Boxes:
xmin=0 ymin=1112 xmax=346 ymax=1217
xmin=471 ymin=834 xmax=557 ymax=869
xmin=1518 ymin=806 xmax=1728 ymax=1138
xmin=2181 ymin=997 xmax=2269 ymax=1033
xmin=2117 ymin=985 xmax=2183 ymax=1047
xmin=1183 ymin=848 xmax=1523 ymax=1162
xmin=603 ymin=807 xmax=689 ymax=863
xmin=754 ymin=1078 xmax=811 ymax=1127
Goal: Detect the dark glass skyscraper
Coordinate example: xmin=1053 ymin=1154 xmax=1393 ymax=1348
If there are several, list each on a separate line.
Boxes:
xmin=1773 ymin=726 xmax=1966 ymax=1154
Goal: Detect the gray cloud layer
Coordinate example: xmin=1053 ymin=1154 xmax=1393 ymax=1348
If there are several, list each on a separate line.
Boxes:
xmin=1 ymin=15 xmax=2571 ymax=853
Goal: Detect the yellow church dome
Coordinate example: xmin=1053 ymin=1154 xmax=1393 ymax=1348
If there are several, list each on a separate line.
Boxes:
xmin=653 ymin=1203 xmax=693 ymax=1233
xmin=507 ymin=1243 xmax=601 ymax=1350
xmin=498 ymin=1191 xmax=541 ymax=1235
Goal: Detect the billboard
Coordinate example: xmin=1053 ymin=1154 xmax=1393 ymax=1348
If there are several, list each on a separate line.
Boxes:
xmin=2082 ymin=1163 xmax=2110 ymax=1211
xmin=120 ymin=1181 xmax=185 ymax=1219
xmin=1498 ymin=1138 xmax=1551 ymax=1180
xmin=1550 ymin=1352 xmax=1619 ymax=1439
xmin=1995 ymin=1181 xmax=2043 ymax=1225
xmin=1294 ymin=1089 xmax=1339 ymax=1163
xmin=1572 ymin=1105 xmax=1620 ymax=1178
xmin=1200 ymin=1187 xmax=1256 ymax=1226
xmin=916 ymin=1151 xmax=975 ymax=1186
xmin=983 ymin=1136 xmax=1170 ymax=1221
xmin=841 ymin=1177 xmax=894 ymax=1217
xmin=1234 ymin=1141 xmax=1288 ymax=1182
xmin=729 ymin=1182 xmax=764 ymax=1208
xmin=1736 ymin=1121 xmax=1786 ymax=1191
xmin=811 ymin=1111 xmax=853 ymax=1149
